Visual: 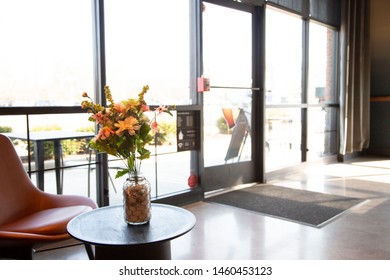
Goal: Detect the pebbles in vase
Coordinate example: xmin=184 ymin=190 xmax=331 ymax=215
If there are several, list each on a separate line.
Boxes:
xmin=123 ymin=183 xmax=151 ymax=224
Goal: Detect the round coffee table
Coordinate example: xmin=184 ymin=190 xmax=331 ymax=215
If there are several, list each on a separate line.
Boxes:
xmin=67 ymin=203 xmax=196 ymax=260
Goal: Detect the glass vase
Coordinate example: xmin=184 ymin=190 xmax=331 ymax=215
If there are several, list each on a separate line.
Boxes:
xmin=122 ymin=174 xmax=151 ymax=225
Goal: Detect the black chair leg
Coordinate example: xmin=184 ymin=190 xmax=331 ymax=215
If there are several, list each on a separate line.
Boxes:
xmin=0 ymin=246 xmax=34 ymax=260
xmin=84 ymin=243 xmax=95 ymax=260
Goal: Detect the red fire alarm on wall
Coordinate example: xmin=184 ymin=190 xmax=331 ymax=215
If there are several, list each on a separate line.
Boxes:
xmin=188 ymin=174 xmax=198 ymax=189
xmin=197 ymin=77 xmax=210 ymax=92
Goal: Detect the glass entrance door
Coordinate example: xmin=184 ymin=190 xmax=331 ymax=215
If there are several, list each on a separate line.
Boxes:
xmin=202 ymin=1 xmax=257 ymax=192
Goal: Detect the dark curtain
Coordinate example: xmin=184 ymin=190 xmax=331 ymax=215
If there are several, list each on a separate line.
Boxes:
xmin=339 ymin=0 xmax=371 ymax=155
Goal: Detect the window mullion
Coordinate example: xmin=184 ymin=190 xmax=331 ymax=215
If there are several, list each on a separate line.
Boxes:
xmin=92 ymin=0 xmax=109 ymax=207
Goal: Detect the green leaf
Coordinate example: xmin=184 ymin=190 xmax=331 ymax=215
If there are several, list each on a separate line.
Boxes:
xmin=115 ymin=169 xmax=129 ymax=179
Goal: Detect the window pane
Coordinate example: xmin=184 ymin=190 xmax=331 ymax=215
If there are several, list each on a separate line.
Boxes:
xmin=307 ymin=107 xmax=337 ymax=159
xmin=15 ymin=114 xmax=94 ymax=193
xmin=265 ymin=8 xmax=303 ymax=104
xmin=265 ymin=8 xmax=303 ymax=171
xmin=204 ymin=89 xmax=252 ymax=167
xmin=308 ymin=22 xmax=337 ymax=104
xmin=107 ymin=151 xmax=192 ymax=205
xmin=104 ymin=1 xmax=192 ymax=199
xmin=0 ymin=115 xmax=27 ymax=159
xmin=203 ymin=3 xmax=252 ymax=88
xmin=0 ymin=0 xmax=94 ymax=106
xmin=265 ymin=108 xmax=302 ymax=171
xmin=202 ymin=3 xmax=252 ymax=167
xmin=104 ymin=0 xmax=191 ymax=105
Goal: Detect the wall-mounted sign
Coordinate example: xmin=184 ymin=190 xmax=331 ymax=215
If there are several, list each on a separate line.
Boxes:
xmin=177 ymin=111 xmax=199 ymax=152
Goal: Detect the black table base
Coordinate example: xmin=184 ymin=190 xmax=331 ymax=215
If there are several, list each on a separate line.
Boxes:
xmin=93 ymin=241 xmax=171 ymax=260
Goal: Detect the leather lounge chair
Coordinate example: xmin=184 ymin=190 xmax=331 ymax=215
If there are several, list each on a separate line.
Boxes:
xmin=0 ymin=134 xmax=97 ymax=259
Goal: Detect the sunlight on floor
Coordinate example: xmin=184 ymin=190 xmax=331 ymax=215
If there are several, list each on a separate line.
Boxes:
xmin=351 ymin=159 xmax=390 ymax=169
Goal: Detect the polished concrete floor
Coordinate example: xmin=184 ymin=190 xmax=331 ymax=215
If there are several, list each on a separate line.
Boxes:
xmin=31 ymin=156 xmax=390 ymax=260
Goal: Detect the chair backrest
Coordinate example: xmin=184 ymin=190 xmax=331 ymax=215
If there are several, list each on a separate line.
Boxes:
xmin=0 ymin=134 xmax=41 ymax=225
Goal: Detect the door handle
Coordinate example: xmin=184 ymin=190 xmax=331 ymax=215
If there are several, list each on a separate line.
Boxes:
xmin=209 ymin=86 xmax=261 ymax=91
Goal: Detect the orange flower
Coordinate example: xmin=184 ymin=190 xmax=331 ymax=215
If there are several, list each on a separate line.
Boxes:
xmin=151 ymin=121 xmax=158 ymax=133
xmin=141 ymin=104 xmax=150 ymax=112
xmin=97 ymin=126 xmax=115 ymax=140
xmin=114 ymin=102 xmax=125 ymax=114
xmin=81 ymin=100 xmax=89 ymax=109
xmin=114 ymin=116 xmax=140 ymax=136
xmin=92 ymin=111 xmax=109 ymax=125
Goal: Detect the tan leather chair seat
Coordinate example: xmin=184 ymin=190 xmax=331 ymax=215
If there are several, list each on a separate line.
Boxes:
xmin=0 ymin=205 xmax=91 ymax=235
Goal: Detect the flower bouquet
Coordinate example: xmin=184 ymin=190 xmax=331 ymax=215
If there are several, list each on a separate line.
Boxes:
xmin=82 ymin=85 xmax=173 ymax=224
